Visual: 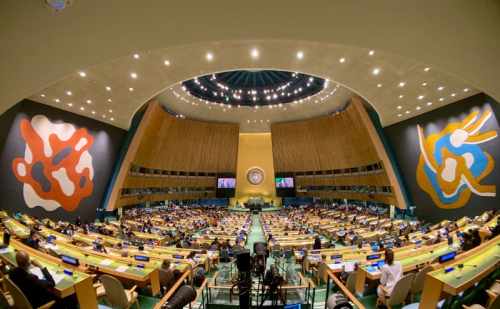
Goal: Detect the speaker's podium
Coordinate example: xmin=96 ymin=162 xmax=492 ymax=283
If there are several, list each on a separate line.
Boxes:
xmin=245 ymin=197 xmax=265 ymax=213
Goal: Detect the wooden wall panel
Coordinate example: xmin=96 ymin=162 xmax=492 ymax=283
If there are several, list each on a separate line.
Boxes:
xmin=272 ymin=97 xmax=407 ymax=208
xmin=107 ymin=100 xmax=239 ymax=209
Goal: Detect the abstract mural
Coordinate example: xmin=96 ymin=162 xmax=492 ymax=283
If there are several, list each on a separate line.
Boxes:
xmin=416 ymin=109 xmax=497 ymax=209
xmin=11 ymin=115 xmax=94 ymax=212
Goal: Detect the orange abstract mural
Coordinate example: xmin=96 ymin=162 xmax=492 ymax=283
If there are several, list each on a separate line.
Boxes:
xmin=12 ymin=115 xmax=94 ymax=212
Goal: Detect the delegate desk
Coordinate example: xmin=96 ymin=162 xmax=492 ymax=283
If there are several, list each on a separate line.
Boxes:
xmin=46 ymin=240 xmax=162 ymax=295
xmin=3 ymin=218 xmax=30 ymax=239
xmin=354 ymin=241 xmax=457 ymax=295
xmin=420 ymin=235 xmax=500 ymax=308
xmin=0 ymin=238 xmax=98 ymax=309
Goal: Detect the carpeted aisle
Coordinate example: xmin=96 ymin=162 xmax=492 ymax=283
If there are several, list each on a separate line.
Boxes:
xmin=246 ymin=214 xmax=267 ymax=254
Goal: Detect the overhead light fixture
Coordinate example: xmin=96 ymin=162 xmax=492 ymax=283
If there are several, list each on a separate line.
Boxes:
xmin=102 ymin=114 xmax=106 ymax=119
xmin=451 ymin=93 xmax=456 ymax=97
xmin=418 ymin=95 xmax=424 ymax=100
xmin=130 ymin=72 xmax=138 ymax=79
xmin=54 ymin=98 xmax=60 ymax=103
xmin=296 ymin=51 xmax=304 ymax=60
xmin=339 ymin=57 xmax=346 ymax=63
xmin=405 ymin=110 xmax=410 ymax=114
xmin=107 ymin=98 xmax=112 ymax=102
xmin=416 ymin=106 xmax=421 ymax=110
xmin=369 ymin=50 xmax=375 ymax=56
xmin=67 ymin=103 xmax=73 ymax=107
xmin=133 ymin=53 xmax=140 ymax=59
xmin=108 ymin=109 xmax=113 ymax=113
xmin=424 ymin=67 xmax=431 ymax=72
xmin=372 ymin=68 xmax=381 ymax=75
xmin=438 ymin=86 xmax=444 ymax=91
xmin=421 ymin=82 xmax=427 ymax=86
xmin=205 ymin=52 xmax=214 ymax=61
xmin=250 ymin=48 xmax=259 ymax=59
xmin=427 ymin=101 xmax=433 ymax=106
xmin=105 ymin=86 xmax=111 ymax=91
xmin=397 ymin=114 xmax=402 ymax=117
xmin=78 ymin=71 xmax=86 ymax=77
xmin=86 ymin=99 xmax=92 ymax=104
xmin=40 ymin=94 xmax=46 ymax=97
xmin=463 ymin=88 xmax=470 ymax=92
xmin=397 ymin=105 xmax=402 ymax=110
xmin=377 ymin=84 xmax=382 ymax=88
xmin=80 ymin=106 xmax=85 ymax=111
xmin=164 ymin=60 xmax=171 ymax=66
xmin=129 ymin=87 xmax=134 ymax=92
xmin=398 ymin=82 xmax=406 ymax=87
xmin=91 ymin=110 xmax=96 ymax=115
xmin=439 ymin=97 xmax=444 ymax=101
xmin=110 ymin=117 xmax=114 ymax=121
xmin=66 ymin=91 xmax=72 ymax=96
xmin=399 ymin=95 xmax=404 ymax=99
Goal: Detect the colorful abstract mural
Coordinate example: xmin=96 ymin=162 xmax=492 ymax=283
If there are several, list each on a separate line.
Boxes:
xmin=416 ymin=110 xmax=497 ymax=209
xmin=12 ymin=115 xmax=94 ymax=212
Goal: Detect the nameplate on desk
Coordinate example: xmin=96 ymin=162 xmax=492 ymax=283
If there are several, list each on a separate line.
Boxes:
xmin=115 ymin=265 xmax=129 ymax=272
xmin=100 ymin=259 xmax=113 ymax=266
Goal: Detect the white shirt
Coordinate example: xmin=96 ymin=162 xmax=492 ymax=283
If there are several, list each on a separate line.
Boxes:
xmin=379 ymin=261 xmax=403 ymax=295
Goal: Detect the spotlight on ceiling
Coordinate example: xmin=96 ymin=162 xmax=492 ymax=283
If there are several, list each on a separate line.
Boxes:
xmin=250 ymin=48 xmax=260 ymax=59
xmin=296 ymin=51 xmax=304 ymax=60
xmin=339 ymin=57 xmax=346 ymax=63
xmin=205 ymin=52 xmax=214 ymax=62
xmin=372 ymin=68 xmax=381 ymax=75
xmin=369 ymin=50 xmax=375 ymax=56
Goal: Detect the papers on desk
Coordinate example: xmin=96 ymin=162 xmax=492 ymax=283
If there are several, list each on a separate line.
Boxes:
xmin=328 ymin=263 xmax=344 ymax=271
xmin=30 ymin=267 xmax=65 ymax=284
xmin=0 ymin=247 xmax=12 ymax=254
xmin=115 ymin=265 xmax=129 ymax=272
xmin=100 ymin=259 xmax=113 ymax=266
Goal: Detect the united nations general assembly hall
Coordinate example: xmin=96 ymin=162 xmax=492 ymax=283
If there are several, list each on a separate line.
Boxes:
xmin=0 ymin=1 xmax=499 ymax=309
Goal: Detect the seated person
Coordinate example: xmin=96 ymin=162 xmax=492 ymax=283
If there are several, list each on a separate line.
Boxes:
xmin=23 ymin=229 xmax=40 ymax=249
xmin=159 ymin=260 xmax=175 ymax=293
xmin=9 ymin=251 xmax=60 ymax=308
xmin=377 ymin=249 xmax=402 ymax=305
xmin=313 ymin=236 xmax=322 ymax=250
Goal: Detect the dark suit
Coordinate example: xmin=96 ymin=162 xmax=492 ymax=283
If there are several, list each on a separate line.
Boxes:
xmin=9 ymin=266 xmax=55 ymax=307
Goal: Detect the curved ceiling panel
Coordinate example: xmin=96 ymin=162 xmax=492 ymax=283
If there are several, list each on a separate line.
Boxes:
xmin=26 ymin=40 xmax=478 ymax=130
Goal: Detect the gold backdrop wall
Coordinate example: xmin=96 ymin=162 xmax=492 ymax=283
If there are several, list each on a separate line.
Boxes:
xmin=233 ymin=133 xmax=279 ymax=206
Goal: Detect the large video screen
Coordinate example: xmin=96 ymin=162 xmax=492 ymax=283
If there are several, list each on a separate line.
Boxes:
xmin=217 ymin=178 xmax=236 ymax=189
xmin=275 ymin=177 xmax=294 ymax=188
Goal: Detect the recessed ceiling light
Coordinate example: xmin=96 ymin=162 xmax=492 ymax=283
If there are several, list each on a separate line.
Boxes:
xmin=164 ymin=60 xmax=171 ymax=66
xmin=418 ymin=95 xmax=424 ymax=100
xmin=91 ymin=110 xmax=96 ymax=115
xmin=129 ymin=87 xmax=134 ymax=92
xmin=416 ymin=106 xmax=421 ymax=110
xmin=86 ymin=99 xmax=92 ymax=104
xmin=427 ymin=101 xmax=433 ymax=106
xmin=110 ymin=117 xmax=114 ymax=121
xmin=438 ymin=86 xmax=444 ymax=91
xmin=421 ymin=82 xmax=427 ymax=87
xmin=108 ymin=109 xmax=113 ymax=113
xmin=205 ymin=52 xmax=214 ymax=61
xmin=80 ymin=106 xmax=85 ymax=111
xmin=368 ymin=50 xmax=375 ymax=56
xmin=250 ymin=48 xmax=259 ymax=59
xmin=377 ymin=83 xmax=382 ymax=88
xmin=133 ymin=53 xmax=140 ymax=59
xmin=372 ymin=68 xmax=381 ymax=75
xmin=405 ymin=110 xmax=410 ymax=114
xmin=296 ymin=51 xmax=304 ymax=60
xmin=399 ymin=95 xmax=404 ymax=99
xmin=424 ymin=67 xmax=431 ymax=72
xmin=54 ymin=98 xmax=60 ymax=103
xmin=439 ymin=97 xmax=444 ymax=101
xmin=67 ymin=103 xmax=73 ymax=107
xmin=397 ymin=105 xmax=402 ymax=109
xmin=102 ymin=114 xmax=106 ymax=119
xmin=78 ymin=71 xmax=86 ymax=77
xmin=397 ymin=114 xmax=402 ymax=117
xmin=105 ymin=86 xmax=111 ymax=91
xmin=107 ymin=98 xmax=112 ymax=102
xmin=451 ymin=93 xmax=456 ymax=97
xmin=463 ymin=88 xmax=470 ymax=92
xmin=130 ymin=72 xmax=138 ymax=79
xmin=40 ymin=94 xmax=46 ymax=98
xmin=339 ymin=57 xmax=346 ymax=63
xmin=66 ymin=91 xmax=72 ymax=96
xmin=398 ymin=82 xmax=406 ymax=87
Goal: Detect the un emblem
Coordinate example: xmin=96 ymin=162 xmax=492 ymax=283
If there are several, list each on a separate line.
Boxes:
xmin=416 ymin=109 xmax=497 ymax=209
xmin=247 ymin=167 xmax=264 ymax=185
